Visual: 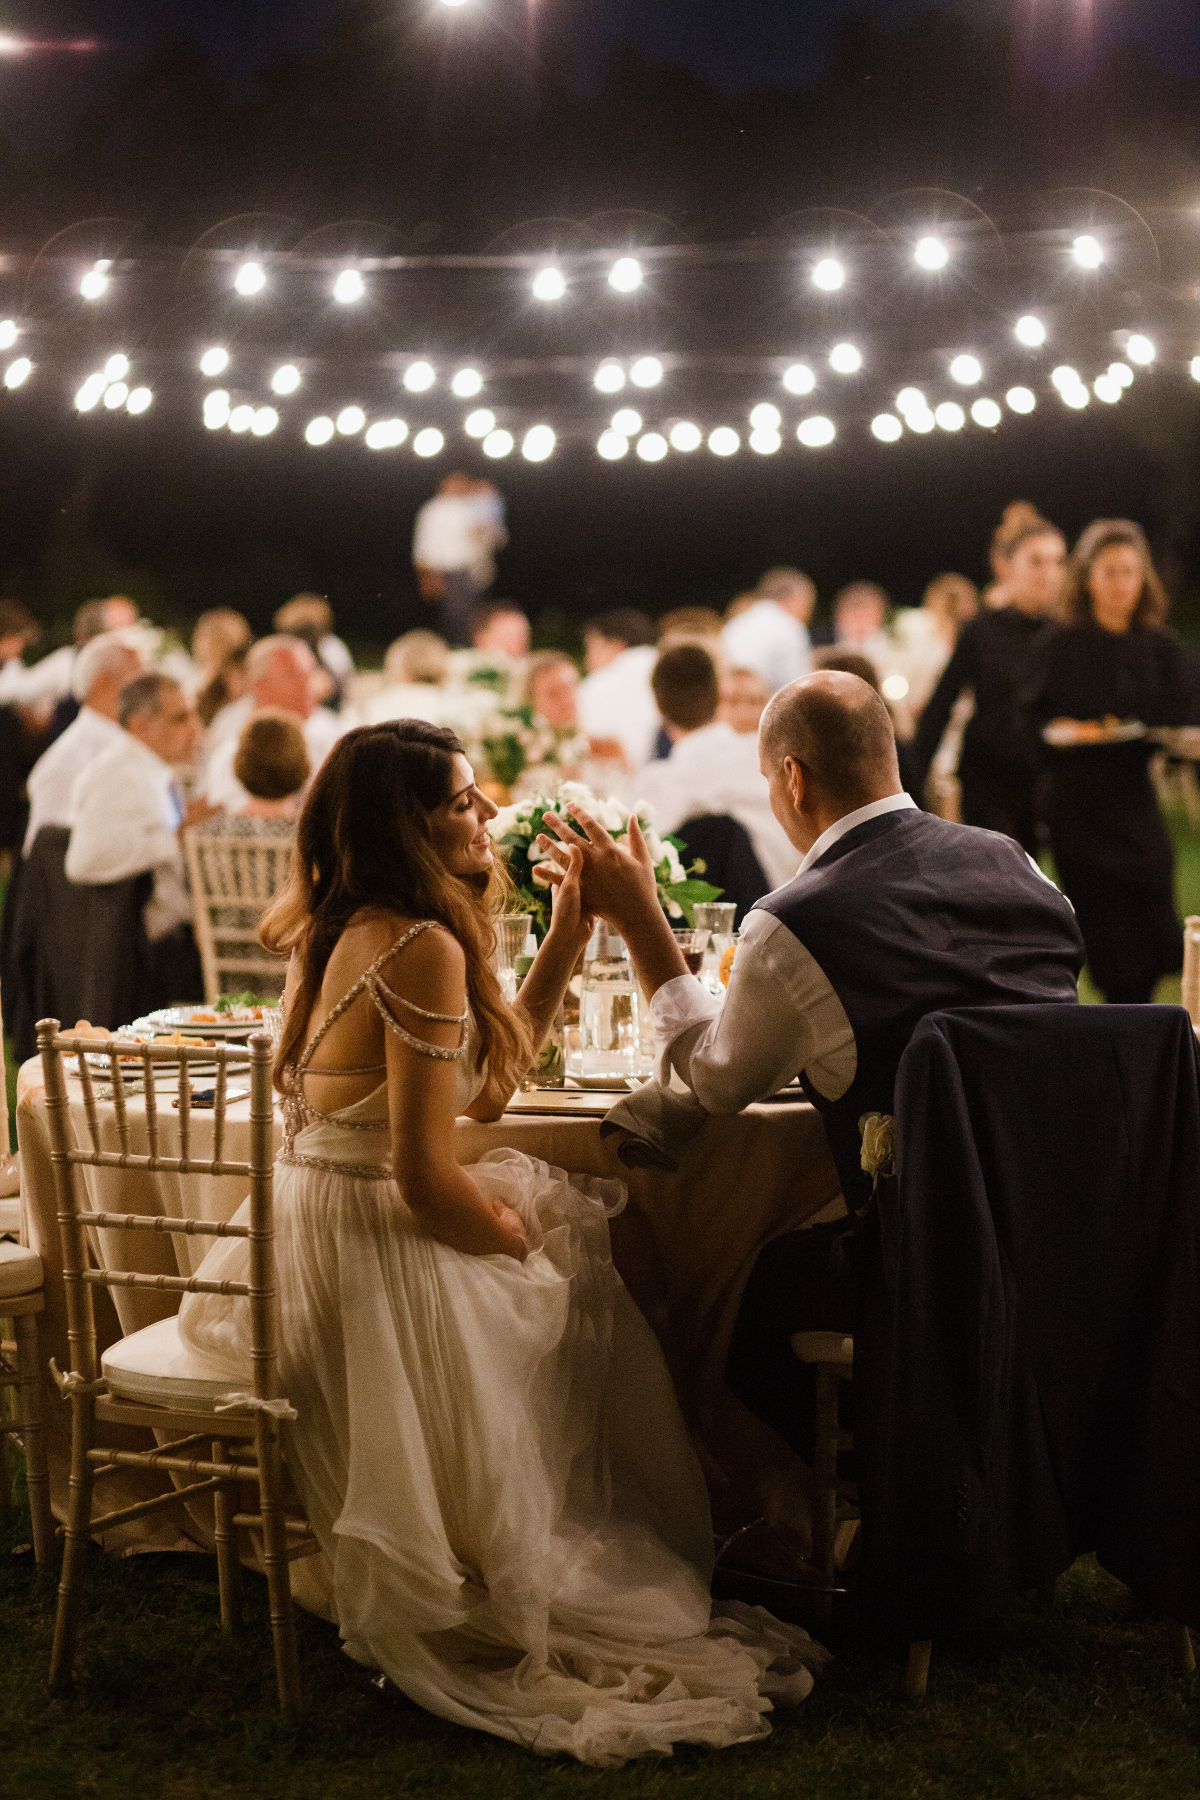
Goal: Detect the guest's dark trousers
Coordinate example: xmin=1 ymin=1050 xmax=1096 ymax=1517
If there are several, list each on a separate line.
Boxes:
xmin=440 ymin=569 xmax=481 ymax=649
xmin=724 ymin=1219 xmax=861 ymax=1463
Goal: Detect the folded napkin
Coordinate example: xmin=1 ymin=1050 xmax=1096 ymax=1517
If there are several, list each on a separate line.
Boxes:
xmin=599 ymin=1081 xmax=711 ymax=1171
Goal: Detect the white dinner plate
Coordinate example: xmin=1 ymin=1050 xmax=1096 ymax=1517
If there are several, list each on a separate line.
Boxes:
xmin=1042 ymin=721 xmax=1146 ymax=748
xmin=138 ymin=1006 xmax=276 ymax=1037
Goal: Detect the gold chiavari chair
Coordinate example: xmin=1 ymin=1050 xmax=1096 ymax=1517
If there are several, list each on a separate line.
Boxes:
xmin=0 ymin=1241 xmax=53 ymax=1563
xmin=37 ymin=1018 xmax=313 ymax=1714
xmin=183 ymin=827 xmax=292 ymax=1002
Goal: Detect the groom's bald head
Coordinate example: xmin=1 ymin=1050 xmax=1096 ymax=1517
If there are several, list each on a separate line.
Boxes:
xmin=760 ymin=671 xmax=901 ymax=813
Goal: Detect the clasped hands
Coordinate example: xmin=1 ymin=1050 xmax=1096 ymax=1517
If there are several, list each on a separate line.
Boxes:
xmin=535 ymin=806 xmax=661 ymax=940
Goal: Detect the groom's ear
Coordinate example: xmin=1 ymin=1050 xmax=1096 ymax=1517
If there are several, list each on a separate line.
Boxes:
xmin=782 ymin=756 xmax=806 ymax=812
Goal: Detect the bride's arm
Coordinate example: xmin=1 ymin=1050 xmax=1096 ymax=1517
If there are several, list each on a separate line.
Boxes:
xmin=463 ymin=846 xmax=592 ymax=1122
xmin=385 ymin=929 xmax=527 ymax=1260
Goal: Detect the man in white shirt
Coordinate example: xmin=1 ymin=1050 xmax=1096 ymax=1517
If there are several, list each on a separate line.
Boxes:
xmin=720 ymin=567 xmax=815 ymax=695
xmin=0 ymin=595 xmax=136 ymax=711
xmin=635 ymin=645 xmax=799 ymax=891
xmin=832 ymin=581 xmax=896 ymax=675
xmin=412 ymin=473 xmax=505 ymax=647
xmin=204 ymin=635 xmax=341 ymax=809
xmin=67 ymin=672 xmax=209 ymax=943
xmin=577 ymin=609 xmax=660 ymax=775
xmin=23 ymin=632 xmax=146 ymax=852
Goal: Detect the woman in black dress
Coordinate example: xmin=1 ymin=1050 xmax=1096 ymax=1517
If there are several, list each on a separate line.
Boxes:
xmin=1026 ymin=519 xmax=1193 ymax=1003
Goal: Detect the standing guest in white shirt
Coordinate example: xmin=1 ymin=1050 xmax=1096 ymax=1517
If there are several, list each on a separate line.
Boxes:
xmin=0 ymin=595 xmax=133 ymax=715
xmin=721 ymin=568 xmax=815 ymax=695
xmin=412 ymin=473 xmax=505 ymax=647
xmin=718 ymin=665 xmax=771 ymax=737
xmin=66 ymin=672 xmax=213 ymax=947
xmin=23 ymin=633 xmax=146 ymax=853
xmin=204 ymin=636 xmax=341 ymax=808
xmin=577 ymin=609 xmax=660 ymax=775
xmin=832 ymin=582 xmax=895 ymax=673
xmin=636 ymin=646 xmax=799 ymax=891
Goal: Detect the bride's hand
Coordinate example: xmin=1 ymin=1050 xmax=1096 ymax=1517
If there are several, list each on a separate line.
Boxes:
xmin=489 ymin=1198 xmax=528 ymax=1261
xmin=546 ymin=842 xmax=594 ymax=951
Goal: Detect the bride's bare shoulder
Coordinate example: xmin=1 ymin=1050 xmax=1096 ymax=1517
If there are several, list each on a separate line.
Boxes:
xmin=342 ymin=910 xmax=466 ymax=1003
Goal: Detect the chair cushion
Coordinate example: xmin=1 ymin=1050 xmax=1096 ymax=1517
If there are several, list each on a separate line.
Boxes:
xmin=0 ymin=1240 xmax=43 ymax=1299
xmin=101 ymin=1315 xmax=244 ymax=1412
xmin=0 ymin=1196 xmax=23 ymax=1238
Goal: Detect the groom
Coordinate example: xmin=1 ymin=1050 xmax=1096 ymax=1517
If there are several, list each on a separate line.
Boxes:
xmin=536 ymin=671 xmax=1084 ymax=1458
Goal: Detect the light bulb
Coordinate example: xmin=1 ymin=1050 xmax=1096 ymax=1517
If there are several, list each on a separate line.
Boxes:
xmin=203 ymin=390 xmax=231 ymax=428
xmin=233 ymin=260 xmax=267 ymax=296
xmin=79 ymin=261 xmax=110 ymax=300
xmin=228 ymin=405 xmax=255 ymax=433
xmin=970 ymin=398 xmax=1002 ymax=428
xmin=597 ymin=430 xmax=628 ymax=460
xmin=1051 ymin=365 xmax=1082 ymax=393
xmin=629 ymin=356 xmax=663 ymax=388
xmin=934 ymin=401 xmax=965 ymax=431
xmin=871 ymin=414 xmax=903 ymax=442
xmin=103 ymin=381 xmax=128 ymax=409
xmin=611 ymin=409 xmax=642 ymax=437
xmin=781 ymin=362 xmax=815 ymax=396
xmin=1071 ymin=234 xmax=1104 ymax=269
xmin=593 ymin=361 xmax=625 ymax=394
xmin=1014 ymin=315 xmax=1047 ymax=348
xmin=522 ymin=425 xmax=556 ymax=462
xmin=913 ymin=236 xmax=949 ymax=271
xmin=749 ymin=429 xmax=781 ymax=455
xmin=749 ymin=402 xmax=782 ymax=431
xmin=707 ymin=427 xmax=740 ymax=456
xmin=199 ymin=346 xmax=229 ymax=377
xmin=482 ymin=429 xmax=513 ymax=458
xmin=126 ymin=387 xmax=152 ymax=415
xmin=532 ymin=266 xmax=566 ymax=302
xmin=270 ymin=364 xmax=301 ymax=396
xmin=1191 ymin=357 xmax=1200 ymax=384
xmin=366 ymin=419 xmax=408 ymax=449
xmin=0 ymin=321 xmax=18 ymax=350
xmin=608 ymin=257 xmax=643 ymax=292
xmin=332 ymin=268 xmax=365 ymax=305
xmin=450 ymin=367 xmax=483 ymax=398
xmin=403 ymin=361 xmax=436 ymax=393
xmin=251 ymin=406 xmax=278 ymax=436
xmin=949 ymin=354 xmax=982 ymax=386
xmin=828 ymin=342 xmax=862 ymax=375
xmin=668 ymin=421 xmax=702 ymax=452
xmin=797 ymin=416 xmax=836 ymax=447
xmin=1061 ymin=385 xmax=1089 ymax=409
xmin=75 ymin=375 xmax=106 ymax=412
xmin=1125 ymin=333 xmax=1156 ymax=366
xmin=811 ymin=257 xmax=845 ymax=292
xmin=1006 ymin=386 xmax=1036 ymax=414
xmin=413 ymin=428 xmax=444 ymax=457
xmin=1093 ymin=375 xmax=1122 ymax=403
xmin=336 ymin=406 xmax=366 ymax=435
xmin=636 ymin=432 xmax=668 ymax=461
xmin=103 ymin=353 xmax=129 ymax=382
xmin=1109 ymin=362 xmax=1133 ymax=387
xmin=895 ymin=387 xmax=926 ymax=415
xmin=464 ymin=408 xmax=495 ymax=438
xmin=305 ymin=416 xmax=335 ymax=445
xmin=907 ymin=408 xmax=935 ymax=434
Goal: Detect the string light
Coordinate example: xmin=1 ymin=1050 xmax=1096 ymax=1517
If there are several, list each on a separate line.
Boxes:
xmin=305 ymin=416 xmax=334 ymax=445
xmin=531 ymin=266 xmax=566 ymax=301
xmin=228 ymin=404 xmax=254 ymax=432
xmin=797 ymin=415 xmax=835 ymax=447
xmin=811 ymin=257 xmax=845 ymax=292
xmin=1061 ymin=385 xmax=1089 ymax=409
xmin=233 ymin=260 xmax=267 ymax=296
xmin=483 ymin=428 xmax=513 ymax=458
xmin=934 ymin=401 xmax=965 ymax=431
xmin=450 ymin=367 xmax=483 ymax=398
xmin=403 ymin=361 xmax=436 ymax=392
xmin=203 ymin=390 xmax=231 ymax=428
xmin=332 ymin=268 xmax=365 ymax=304
xmin=949 ymin=354 xmax=982 ymax=385
xmin=251 ymin=406 xmax=278 ymax=436
xmin=782 ymin=362 xmax=815 ymax=395
xmin=871 ymin=414 xmax=903 ymax=442
xmin=828 ymin=342 xmax=862 ymax=374
xmin=1191 ymin=357 xmax=1200 ymax=383
xmin=1051 ymin=365 xmax=1082 ymax=392
xmin=413 ymin=427 xmax=444 ymax=456
xmin=594 ymin=361 xmax=625 ymax=394
xmin=1014 ymin=315 xmax=1047 ymax=348
xmin=199 ymin=346 xmax=229 ymax=377
xmin=629 ymin=356 xmax=663 ymax=388
xmin=749 ymin=402 xmax=782 ymax=431
xmin=906 ymin=406 xmax=935 ymax=433
xmin=365 ymin=419 xmax=408 ymax=448
xmin=971 ymin=398 xmax=1002 ymax=427
xmin=270 ymin=363 xmax=301 ymax=395
xmin=608 ymin=257 xmax=643 ymax=293
xmin=1093 ymin=374 xmax=1122 ymax=403
xmin=0 ymin=321 xmax=17 ymax=350
xmin=669 ymin=421 xmax=702 ymax=452
xmin=1006 ymin=386 xmax=1036 ymax=413
xmin=1109 ymin=362 xmax=1133 ymax=387
xmin=1125 ymin=334 xmax=1156 ymax=365
xmin=103 ymin=353 xmax=129 ymax=382
xmin=102 ymin=381 xmax=128 ymax=409
xmin=463 ymin=407 xmax=495 ymax=438
xmin=708 ymin=427 xmax=739 ymax=455
xmin=913 ymin=236 xmax=949 ymax=271
xmin=1071 ymin=235 xmax=1104 ymax=269
xmin=895 ymin=387 xmax=926 ymax=416
xmin=611 ymin=409 xmax=642 ymax=437
xmin=597 ymin=429 xmax=628 ymax=459
xmin=336 ymin=405 xmax=365 ymax=434
xmin=522 ymin=424 xmax=556 ymax=461
xmin=749 ymin=428 xmax=781 ymax=454
xmin=79 ymin=260 xmax=110 ymax=300
xmin=74 ymin=374 xmax=105 ymax=411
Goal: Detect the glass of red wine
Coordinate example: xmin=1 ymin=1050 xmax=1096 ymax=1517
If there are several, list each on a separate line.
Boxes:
xmin=672 ymin=927 xmax=707 ymax=977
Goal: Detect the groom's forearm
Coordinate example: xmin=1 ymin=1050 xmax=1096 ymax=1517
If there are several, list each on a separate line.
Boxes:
xmin=611 ymin=891 xmax=689 ymax=998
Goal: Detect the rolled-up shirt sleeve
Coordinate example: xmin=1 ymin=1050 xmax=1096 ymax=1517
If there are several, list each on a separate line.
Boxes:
xmin=651 ymin=908 xmax=856 ymax=1114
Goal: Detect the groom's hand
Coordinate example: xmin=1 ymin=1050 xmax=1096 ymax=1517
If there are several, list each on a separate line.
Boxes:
xmin=534 ymin=806 xmax=659 ymax=933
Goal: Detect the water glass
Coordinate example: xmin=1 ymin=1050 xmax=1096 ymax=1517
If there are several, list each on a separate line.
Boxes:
xmin=493 ymin=912 xmax=532 ymax=1003
xmin=694 ymin=901 xmax=737 ymax=995
xmin=523 ymin=1005 xmax=567 ymax=1090
xmin=570 ymin=924 xmax=644 ymax=1081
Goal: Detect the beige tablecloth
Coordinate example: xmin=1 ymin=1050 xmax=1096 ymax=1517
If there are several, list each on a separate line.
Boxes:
xmin=16 ymin=1060 xmax=841 ymax=1573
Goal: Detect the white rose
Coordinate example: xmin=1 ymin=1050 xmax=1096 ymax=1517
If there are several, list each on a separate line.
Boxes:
xmin=488 ymin=804 xmax=520 ymax=840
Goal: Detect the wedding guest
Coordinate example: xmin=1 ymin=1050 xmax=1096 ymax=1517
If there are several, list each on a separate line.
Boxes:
xmin=1 ymin=595 xmax=129 ymax=715
xmin=1025 ymin=519 xmax=1193 ymax=1003
xmin=66 ymin=672 xmax=210 ymax=956
xmin=204 ymin=636 xmax=341 ymax=807
xmin=913 ymin=510 xmax=1066 ymax=852
xmin=985 ymin=500 xmax=1047 ymax=608
xmin=176 ymin=718 xmax=822 ymax=1758
xmin=721 ymin=568 xmax=814 ymax=694
xmin=23 ymin=633 xmax=146 ymax=853
xmin=516 ymin=651 xmax=627 ymax=795
xmin=412 ymin=472 xmax=503 ymax=647
xmin=197 ymin=643 xmax=249 ymax=728
xmin=718 ymin=666 xmax=770 ymax=736
xmin=192 ymin=609 xmax=252 ymax=723
xmin=578 ymin=608 xmax=659 ymax=772
xmin=470 ymin=600 xmax=530 ymax=663
xmin=0 ymin=599 xmax=40 ymax=700
xmin=657 ymin=607 xmax=725 ymax=656
xmin=274 ymin=594 xmax=355 ymax=705
xmin=636 ymin=645 xmax=799 ymax=890
xmin=892 ymin=573 xmax=978 ymax=715
xmin=386 ymin=630 xmax=451 ymax=688
xmin=832 ymin=582 xmax=893 ymax=669
xmin=535 ymin=671 xmax=1083 ymax=1475
xmin=229 ymin=710 xmax=311 ymax=820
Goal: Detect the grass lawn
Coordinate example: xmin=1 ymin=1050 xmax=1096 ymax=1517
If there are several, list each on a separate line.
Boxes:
xmin=3 ymin=811 xmax=1200 ymax=1794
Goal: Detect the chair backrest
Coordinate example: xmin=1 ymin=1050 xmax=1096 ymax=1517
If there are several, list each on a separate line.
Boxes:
xmin=675 ymin=812 xmax=770 ymax=925
xmin=183 ymin=827 xmax=292 ymax=1004
xmin=36 ymin=1020 xmax=279 ymax=1403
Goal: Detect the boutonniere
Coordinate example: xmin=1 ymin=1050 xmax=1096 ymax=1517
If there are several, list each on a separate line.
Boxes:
xmin=858 ymin=1112 xmax=896 ymax=1189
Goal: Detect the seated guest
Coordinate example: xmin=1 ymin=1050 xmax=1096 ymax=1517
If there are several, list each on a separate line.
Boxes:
xmin=636 ymin=645 xmax=799 ymax=891
xmin=192 ymin=608 xmax=251 ymax=723
xmin=656 ymin=606 xmax=726 ymax=656
xmin=204 ymin=635 xmax=341 ymax=806
xmin=832 ymin=582 xmax=893 ymax=668
xmin=578 ymin=608 xmax=659 ymax=773
xmin=197 ymin=642 xmax=249 ymax=728
xmin=535 ymin=672 xmax=1084 ymax=1485
xmin=228 ymin=709 xmax=310 ymax=821
xmin=0 ymin=595 xmax=129 ymax=721
xmin=274 ymin=593 xmax=355 ymax=709
xmin=470 ymin=600 xmax=531 ymax=664
xmin=0 ymin=598 xmax=41 ymax=701
xmin=718 ymin=665 xmax=770 ymax=736
xmin=355 ymin=631 xmax=453 ymax=727
xmin=23 ymin=633 xmax=146 ymax=853
xmin=514 ymin=651 xmax=627 ymax=799
xmin=66 ymin=672 xmax=209 ymax=980
xmin=721 ymin=568 xmax=815 ymax=694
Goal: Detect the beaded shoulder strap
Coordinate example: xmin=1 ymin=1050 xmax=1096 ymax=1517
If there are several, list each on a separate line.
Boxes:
xmin=294 ymin=920 xmax=468 ymax=1082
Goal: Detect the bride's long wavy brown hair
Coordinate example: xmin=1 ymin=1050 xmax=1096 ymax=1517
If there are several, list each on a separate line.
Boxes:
xmin=260 ymin=719 xmax=532 ymax=1095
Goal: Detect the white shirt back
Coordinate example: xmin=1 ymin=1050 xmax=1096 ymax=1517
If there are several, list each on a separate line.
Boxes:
xmin=633 ymin=721 xmax=799 ymax=891
xmin=24 ymin=708 xmax=124 ymax=853
xmin=411 ymin=495 xmax=482 ymax=573
xmin=577 ymin=645 xmax=660 ymax=773
xmin=204 ymin=707 xmax=342 ymax=811
xmin=721 ymin=600 xmax=811 ymax=694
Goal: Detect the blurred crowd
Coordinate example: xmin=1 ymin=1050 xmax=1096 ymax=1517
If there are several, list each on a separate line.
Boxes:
xmin=0 ymin=494 xmax=1193 ymax=1055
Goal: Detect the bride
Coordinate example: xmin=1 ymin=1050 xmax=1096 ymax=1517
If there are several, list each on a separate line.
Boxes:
xmin=179 ymin=719 xmax=824 ymax=1766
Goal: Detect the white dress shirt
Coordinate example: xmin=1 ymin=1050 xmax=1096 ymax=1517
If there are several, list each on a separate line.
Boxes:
xmin=204 ymin=693 xmax=252 ymax=751
xmin=721 ymin=600 xmax=811 ymax=694
xmin=651 ymin=794 xmax=917 ymax=1113
xmin=411 ymin=494 xmax=483 ymax=574
xmin=634 ymin=721 xmax=800 ymax=891
xmin=204 ymin=707 xmax=342 ymax=809
xmin=23 ymin=707 xmax=124 ymax=852
xmin=0 ymin=644 xmax=75 ymax=706
xmin=577 ymin=645 xmax=660 ymax=773
xmin=65 ymin=734 xmax=192 ymax=942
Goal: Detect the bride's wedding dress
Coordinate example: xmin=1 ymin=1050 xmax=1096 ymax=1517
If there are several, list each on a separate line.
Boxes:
xmin=179 ymin=924 xmax=824 ymax=1766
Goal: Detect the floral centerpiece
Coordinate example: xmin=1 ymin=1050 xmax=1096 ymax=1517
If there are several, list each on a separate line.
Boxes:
xmin=465 ymin=705 xmax=586 ymax=800
xmin=489 ymin=780 xmax=723 ymax=937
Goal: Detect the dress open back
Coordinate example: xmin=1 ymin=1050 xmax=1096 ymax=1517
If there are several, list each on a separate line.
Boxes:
xmin=179 ymin=923 xmax=824 ymax=1765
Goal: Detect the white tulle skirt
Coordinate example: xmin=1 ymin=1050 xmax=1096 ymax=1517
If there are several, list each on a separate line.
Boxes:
xmin=179 ymin=1146 xmax=825 ymax=1766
